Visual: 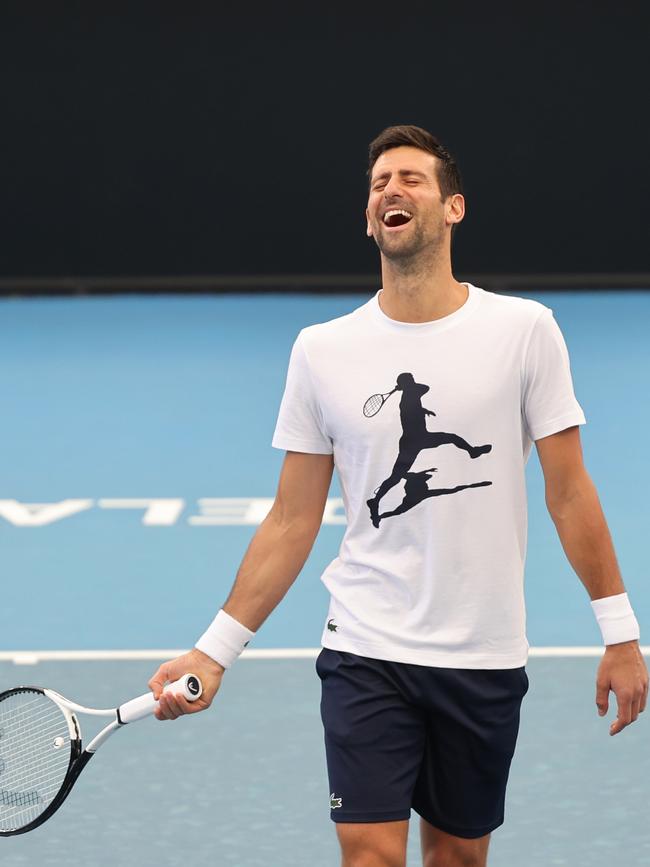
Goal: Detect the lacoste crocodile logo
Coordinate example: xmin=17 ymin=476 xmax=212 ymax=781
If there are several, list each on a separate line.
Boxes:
xmin=330 ymin=793 xmax=342 ymax=809
xmin=327 ymin=619 xmax=338 ymax=632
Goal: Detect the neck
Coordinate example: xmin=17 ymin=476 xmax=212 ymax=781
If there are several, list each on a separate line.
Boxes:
xmin=378 ymin=247 xmax=466 ymax=323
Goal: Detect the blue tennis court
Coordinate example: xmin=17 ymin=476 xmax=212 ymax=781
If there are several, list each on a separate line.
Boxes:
xmin=1 ymin=290 xmax=649 ymax=865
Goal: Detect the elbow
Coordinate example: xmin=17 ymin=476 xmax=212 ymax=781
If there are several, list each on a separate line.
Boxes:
xmin=266 ymin=502 xmax=322 ymax=542
xmin=545 ymin=470 xmax=594 ymax=520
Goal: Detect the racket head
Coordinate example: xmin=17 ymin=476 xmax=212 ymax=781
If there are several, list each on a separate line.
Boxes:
xmin=0 ymin=687 xmax=82 ymax=836
xmin=363 ymin=393 xmax=386 ymax=417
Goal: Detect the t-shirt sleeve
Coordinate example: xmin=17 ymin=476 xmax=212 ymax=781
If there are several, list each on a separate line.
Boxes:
xmin=522 ymin=309 xmax=587 ymax=441
xmin=271 ymin=332 xmax=334 ymax=454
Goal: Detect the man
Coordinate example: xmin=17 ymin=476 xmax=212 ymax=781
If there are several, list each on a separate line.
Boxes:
xmin=148 ymin=125 xmax=648 ymax=867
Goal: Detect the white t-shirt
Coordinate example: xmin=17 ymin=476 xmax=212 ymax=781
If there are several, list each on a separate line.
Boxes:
xmin=272 ymin=283 xmax=586 ymax=669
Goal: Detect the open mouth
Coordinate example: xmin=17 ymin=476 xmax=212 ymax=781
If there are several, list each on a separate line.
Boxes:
xmin=382 ymin=209 xmax=413 ymax=229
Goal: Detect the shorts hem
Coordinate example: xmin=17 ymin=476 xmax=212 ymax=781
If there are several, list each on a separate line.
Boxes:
xmin=415 ymin=807 xmax=504 ymax=839
xmin=330 ymin=809 xmax=411 ymax=824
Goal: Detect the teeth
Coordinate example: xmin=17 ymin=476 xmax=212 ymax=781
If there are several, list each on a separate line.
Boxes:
xmin=383 ymin=209 xmax=413 ymax=224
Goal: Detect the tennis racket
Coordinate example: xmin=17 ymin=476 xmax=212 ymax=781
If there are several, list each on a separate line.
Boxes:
xmin=363 ymin=388 xmax=397 ymax=417
xmin=0 ymin=672 xmax=202 ymax=836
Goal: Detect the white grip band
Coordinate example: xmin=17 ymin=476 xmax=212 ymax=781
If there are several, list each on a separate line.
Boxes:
xmin=591 ymin=592 xmax=640 ymax=646
xmin=195 ymin=609 xmax=255 ymax=668
xmin=118 ymin=673 xmax=203 ymax=724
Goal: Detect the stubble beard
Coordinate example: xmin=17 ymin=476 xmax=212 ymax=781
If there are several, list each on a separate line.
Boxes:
xmin=374 ymin=216 xmax=446 ymax=274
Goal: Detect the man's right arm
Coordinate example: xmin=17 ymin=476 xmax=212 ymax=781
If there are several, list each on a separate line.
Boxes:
xmin=148 ymin=450 xmax=334 ymax=718
xmin=220 ymin=449 xmax=334 ymax=630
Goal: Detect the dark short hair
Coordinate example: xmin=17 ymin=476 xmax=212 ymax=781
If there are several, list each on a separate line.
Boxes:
xmin=367 ymin=124 xmax=464 ymax=200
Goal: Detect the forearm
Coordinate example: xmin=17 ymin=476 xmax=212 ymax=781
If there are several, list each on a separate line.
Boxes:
xmin=222 ymin=508 xmax=319 ymax=631
xmin=547 ymin=473 xmax=626 ymax=601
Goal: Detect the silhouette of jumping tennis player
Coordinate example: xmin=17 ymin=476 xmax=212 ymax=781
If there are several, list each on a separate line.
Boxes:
xmin=366 ymin=372 xmax=492 ymax=528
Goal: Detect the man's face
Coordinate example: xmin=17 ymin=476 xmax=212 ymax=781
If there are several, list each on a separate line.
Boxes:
xmin=365 ymin=146 xmax=461 ymax=261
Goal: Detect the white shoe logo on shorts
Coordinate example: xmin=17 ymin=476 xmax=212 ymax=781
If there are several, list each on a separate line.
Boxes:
xmin=330 ymin=793 xmax=342 ymax=809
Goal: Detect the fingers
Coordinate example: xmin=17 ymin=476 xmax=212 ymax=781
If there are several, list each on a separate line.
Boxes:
xmin=598 ymin=645 xmax=650 ymax=735
xmin=148 ymin=664 xmax=170 ymax=701
xmin=154 ymin=690 xmax=194 ymax=721
xmin=149 ymin=649 xmax=225 ymax=721
xmin=609 ymin=694 xmax=641 ymax=736
xmin=598 ymin=680 xmax=648 ymax=735
xmin=595 ymin=680 xmax=609 ymax=716
xmin=610 ymin=714 xmax=629 ymax=736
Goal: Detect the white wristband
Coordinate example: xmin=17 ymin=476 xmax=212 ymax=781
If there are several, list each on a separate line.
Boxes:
xmin=195 ymin=609 xmax=255 ymax=669
xmin=590 ymin=592 xmax=640 ymax=646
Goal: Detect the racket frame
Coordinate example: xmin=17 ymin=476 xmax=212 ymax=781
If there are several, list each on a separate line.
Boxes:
xmin=44 ymin=688 xmax=121 ymax=752
xmin=0 ymin=674 xmax=201 ymax=837
xmin=363 ymin=387 xmax=397 ymax=418
xmin=0 ymin=686 xmax=96 ymax=837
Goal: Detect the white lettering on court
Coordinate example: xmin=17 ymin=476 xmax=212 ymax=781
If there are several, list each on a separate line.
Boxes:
xmin=189 ymin=498 xmax=275 ymax=525
xmin=322 ymin=499 xmax=346 ymax=525
xmin=0 ymin=499 xmax=93 ymax=527
xmin=98 ymin=499 xmax=186 ymax=526
xmin=188 ymin=497 xmax=346 ymax=525
xmin=0 ymin=498 xmax=348 ymax=526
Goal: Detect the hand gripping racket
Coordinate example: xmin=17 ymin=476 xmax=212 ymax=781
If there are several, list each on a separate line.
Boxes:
xmin=0 ymin=673 xmax=202 ymax=836
xmin=363 ymin=388 xmax=397 ymax=417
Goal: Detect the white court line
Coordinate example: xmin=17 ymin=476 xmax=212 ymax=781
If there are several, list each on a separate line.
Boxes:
xmin=1 ymin=649 xmax=320 ymax=665
xmin=1 ymin=647 xmax=649 ymax=665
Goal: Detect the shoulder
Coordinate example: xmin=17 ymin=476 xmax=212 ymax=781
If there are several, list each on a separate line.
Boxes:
xmin=479 ymin=286 xmax=550 ymax=320
xmin=476 ymin=286 xmax=552 ymax=335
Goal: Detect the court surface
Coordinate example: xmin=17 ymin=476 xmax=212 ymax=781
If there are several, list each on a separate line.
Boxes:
xmin=1 ymin=289 xmax=649 ymax=865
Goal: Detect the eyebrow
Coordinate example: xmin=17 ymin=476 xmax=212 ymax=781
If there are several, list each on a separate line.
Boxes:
xmin=371 ymin=169 xmax=429 ymax=185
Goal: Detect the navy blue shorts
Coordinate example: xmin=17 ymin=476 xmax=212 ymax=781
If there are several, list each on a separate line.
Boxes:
xmin=316 ymin=648 xmax=529 ymax=838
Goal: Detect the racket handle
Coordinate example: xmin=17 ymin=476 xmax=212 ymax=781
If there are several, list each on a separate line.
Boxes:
xmin=118 ymin=673 xmax=203 ymax=724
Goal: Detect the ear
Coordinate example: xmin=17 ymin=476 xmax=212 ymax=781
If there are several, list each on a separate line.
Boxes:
xmin=365 ymin=207 xmax=373 ymax=237
xmin=446 ymin=193 xmax=465 ymax=227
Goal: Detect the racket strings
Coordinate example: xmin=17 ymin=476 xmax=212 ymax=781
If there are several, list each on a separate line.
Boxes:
xmin=0 ymin=700 xmax=70 ymax=781
xmin=0 ymin=706 xmax=70 ymax=790
xmin=0 ymin=751 xmax=69 ymax=823
xmin=0 ymin=692 xmax=72 ymax=830
xmin=1 ymin=730 xmax=69 ymax=788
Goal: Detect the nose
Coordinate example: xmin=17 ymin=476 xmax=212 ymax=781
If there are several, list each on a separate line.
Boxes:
xmin=383 ymin=176 xmax=404 ymax=199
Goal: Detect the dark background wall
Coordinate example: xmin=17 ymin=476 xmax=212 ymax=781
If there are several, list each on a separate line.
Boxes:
xmin=1 ymin=1 xmax=648 ymax=284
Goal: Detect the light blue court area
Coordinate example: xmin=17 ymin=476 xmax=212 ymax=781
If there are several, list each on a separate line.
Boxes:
xmin=1 ymin=289 xmax=649 ymax=649
xmin=1 ymin=290 xmax=650 ymax=866
xmin=0 ymin=658 xmax=649 ymax=867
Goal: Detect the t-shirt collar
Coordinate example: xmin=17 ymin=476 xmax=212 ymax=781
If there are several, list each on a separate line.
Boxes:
xmin=369 ymin=282 xmax=481 ymax=334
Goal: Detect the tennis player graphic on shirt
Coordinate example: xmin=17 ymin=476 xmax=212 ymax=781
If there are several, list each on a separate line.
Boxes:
xmin=366 ymin=371 xmax=492 ymax=527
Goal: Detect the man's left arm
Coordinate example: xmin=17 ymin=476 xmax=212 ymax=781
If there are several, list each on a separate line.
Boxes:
xmin=536 ymin=426 xmax=649 ymax=736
